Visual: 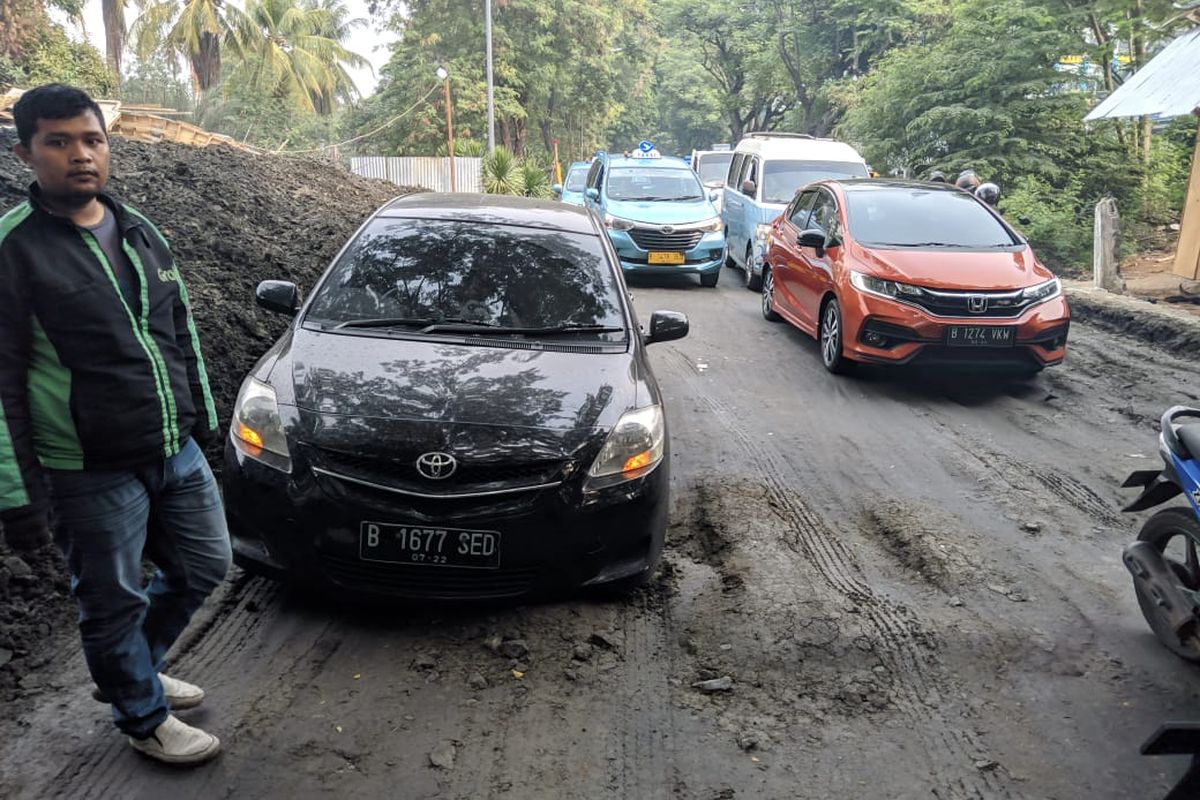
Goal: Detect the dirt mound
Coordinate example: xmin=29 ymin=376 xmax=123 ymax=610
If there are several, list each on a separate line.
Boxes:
xmin=0 ymin=130 xmax=414 ymax=710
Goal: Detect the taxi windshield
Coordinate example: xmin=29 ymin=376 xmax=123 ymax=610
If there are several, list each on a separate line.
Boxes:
xmin=607 ymin=167 xmax=705 ymax=201
xmin=564 ymin=167 xmax=588 ymax=192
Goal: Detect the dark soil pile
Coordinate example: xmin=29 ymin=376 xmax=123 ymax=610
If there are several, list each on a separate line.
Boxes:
xmin=0 ymin=130 xmax=413 ymax=707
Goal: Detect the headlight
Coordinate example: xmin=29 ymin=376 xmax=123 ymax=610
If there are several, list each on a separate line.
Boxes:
xmin=695 ymin=217 xmax=722 ymax=233
xmin=849 ymin=271 xmax=923 ymax=299
xmin=755 ymin=223 xmax=772 ymax=244
xmin=231 ymin=376 xmax=291 ymax=472
xmin=604 ymin=214 xmax=635 ymax=231
xmin=584 ymin=405 xmax=665 ymax=491
xmin=1022 ymin=277 xmax=1061 ymax=303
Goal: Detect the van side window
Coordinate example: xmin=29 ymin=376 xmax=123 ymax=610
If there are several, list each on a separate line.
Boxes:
xmin=789 ymin=191 xmax=818 ymax=227
xmin=745 ymin=157 xmax=759 ymax=189
xmin=808 ymin=190 xmax=839 ymax=235
xmin=727 ymin=154 xmax=745 ymax=188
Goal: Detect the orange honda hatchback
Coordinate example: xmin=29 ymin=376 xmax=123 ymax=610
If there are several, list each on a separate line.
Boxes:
xmin=759 ymin=179 xmax=1070 ymax=374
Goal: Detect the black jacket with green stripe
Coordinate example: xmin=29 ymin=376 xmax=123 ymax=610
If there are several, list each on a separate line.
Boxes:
xmin=0 ymin=186 xmax=218 ymax=524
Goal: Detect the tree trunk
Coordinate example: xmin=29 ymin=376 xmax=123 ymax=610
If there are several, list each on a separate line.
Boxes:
xmin=0 ymin=0 xmax=46 ymax=63
xmin=102 ymin=0 xmax=125 ymax=86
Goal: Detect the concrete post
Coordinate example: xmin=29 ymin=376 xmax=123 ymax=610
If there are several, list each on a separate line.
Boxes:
xmin=1094 ymin=197 xmax=1125 ymax=292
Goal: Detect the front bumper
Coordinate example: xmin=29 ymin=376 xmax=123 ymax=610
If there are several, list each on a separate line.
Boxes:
xmin=841 ymin=291 xmax=1071 ymax=368
xmin=222 ymin=443 xmax=669 ymax=600
xmin=606 ymin=228 xmax=726 ymax=276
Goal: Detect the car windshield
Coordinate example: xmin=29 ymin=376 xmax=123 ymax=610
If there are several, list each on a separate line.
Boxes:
xmin=306 ymin=220 xmax=626 ymax=341
xmin=564 ymin=167 xmax=588 ymax=192
xmin=844 ymin=188 xmax=1020 ymax=249
xmin=697 ymin=153 xmax=733 ymax=185
xmin=762 ymin=160 xmax=869 ymax=204
xmin=607 ymin=167 xmax=704 ymax=201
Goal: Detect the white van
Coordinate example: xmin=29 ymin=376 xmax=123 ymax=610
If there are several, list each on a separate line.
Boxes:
xmin=721 ymin=134 xmax=868 ymax=289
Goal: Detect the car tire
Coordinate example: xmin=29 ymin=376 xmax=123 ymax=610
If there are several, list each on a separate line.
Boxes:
xmin=588 ymin=567 xmax=654 ymax=600
xmin=761 ymin=267 xmax=782 ymax=322
xmin=700 ymin=270 xmax=720 ymax=288
xmin=819 ymin=297 xmax=853 ymax=374
xmin=724 ymin=233 xmax=737 ymax=269
xmin=745 ymin=245 xmax=762 ymax=291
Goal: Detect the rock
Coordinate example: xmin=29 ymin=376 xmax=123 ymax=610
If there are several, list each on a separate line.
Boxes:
xmin=692 ymin=676 xmax=734 ymax=693
xmin=413 ymin=653 xmax=438 ymax=670
xmin=589 ymin=632 xmax=618 ymax=650
xmin=986 ymin=584 xmax=1011 ymax=596
xmin=1006 ymin=590 xmax=1028 ymax=603
xmin=499 ymin=639 xmax=530 ymax=660
xmin=1021 ymin=522 xmax=1042 ymax=534
xmin=736 ymin=729 xmax=767 ymax=751
xmin=1169 ymin=223 xmax=1181 ymax=232
xmin=572 ymin=643 xmax=592 ymax=662
xmin=483 ymin=634 xmax=503 ymax=654
xmin=2 ymin=556 xmax=31 ymax=579
xmin=682 ymin=638 xmax=699 ymax=655
xmin=719 ymin=643 xmax=734 ymax=651
xmin=974 ymin=759 xmax=998 ymax=772
xmin=0 ymin=647 xmax=11 ymax=668
xmin=428 ymin=740 xmax=456 ymax=770
xmin=467 ymin=673 xmax=488 ymax=690
xmin=948 ymin=596 xmax=964 ymax=608
xmin=564 ymin=668 xmax=581 ymax=682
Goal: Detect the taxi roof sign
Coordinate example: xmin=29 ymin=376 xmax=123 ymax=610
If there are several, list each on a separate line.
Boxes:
xmin=629 ymin=149 xmax=662 ymax=159
xmin=637 ymin=140 xmax=655 ymax=153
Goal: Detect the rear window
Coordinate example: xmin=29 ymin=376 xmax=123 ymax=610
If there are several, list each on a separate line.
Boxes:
xmin=564 ymin=167 xmax=588 ymax=192
xmin=306 ymin=220 xmax=626 ymax=340
xmin=762 ymin=160 xmax=868 ymax=204
xmin=844 ymin=188 xmax=1020 ymax=249
xmin=696 ymin=153 xmax=733 ymax=185
xmin=607 ymin=167 xmax=704 ymax=201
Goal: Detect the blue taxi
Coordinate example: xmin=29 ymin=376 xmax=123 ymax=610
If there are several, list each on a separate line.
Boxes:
xmin=553 ymin=161 xmax=590 ymax=206
xmin=582 ymin=146 xmax=726 ymax=287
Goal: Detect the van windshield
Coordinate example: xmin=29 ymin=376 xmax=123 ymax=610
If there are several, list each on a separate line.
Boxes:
xmin=564 ymin=167 xmax=588 ymax=192
xmin=762 ymin=160 xmax=869 ymax=204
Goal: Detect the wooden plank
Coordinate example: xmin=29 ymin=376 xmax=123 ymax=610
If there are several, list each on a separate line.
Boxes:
xmin=1174 ymin=122 xmax=1200 ymax=281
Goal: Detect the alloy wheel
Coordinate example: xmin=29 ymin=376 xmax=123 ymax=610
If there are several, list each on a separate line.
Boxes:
xmin=821 ymin=302 xmax=840 ymax=367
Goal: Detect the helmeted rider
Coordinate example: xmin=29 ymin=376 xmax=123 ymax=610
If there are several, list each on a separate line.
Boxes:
xmin=928 ymin=170 xmax=948 ymax=183
xmin=975 ymin=182 xmax=1000 ymax=207
xmin=955 ymin=170 xmax=981 ymax=191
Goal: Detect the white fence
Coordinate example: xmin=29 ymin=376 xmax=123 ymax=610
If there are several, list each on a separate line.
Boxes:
xmin=350 ymin=156 xmax=483 ymax=193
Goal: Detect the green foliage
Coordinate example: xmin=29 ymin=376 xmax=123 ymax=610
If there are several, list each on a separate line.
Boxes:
xmin=1001 ymin=176 xmax=1092 ymax=273
xmin=436 ymin=138 xmax=486 ymax=157
xmin=519 ymin=161 xmax=551 ymax=198
xmin=23 ymin=24 xmax=115 ymax=97
xmin=119 ymin=59 xmax=193 ymax=108
xmin=483 ymin=146 xmax=521 ymax=194
xmin=0 ymin=55 xmax=28 ymax=90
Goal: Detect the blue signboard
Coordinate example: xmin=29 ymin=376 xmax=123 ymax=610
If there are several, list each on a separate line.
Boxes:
xmin=638 ymin=140 xmax=655 ymax=153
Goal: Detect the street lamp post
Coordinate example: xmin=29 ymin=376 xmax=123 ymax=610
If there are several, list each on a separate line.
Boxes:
xmin=436 ymin=65 xmax=457 ymax=192
xmin=485 ymin=0 xmax=495 ymax=153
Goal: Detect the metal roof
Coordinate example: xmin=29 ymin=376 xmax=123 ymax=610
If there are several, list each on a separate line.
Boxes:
xmin=1085 ymin=27 xmax=1200 ymax=120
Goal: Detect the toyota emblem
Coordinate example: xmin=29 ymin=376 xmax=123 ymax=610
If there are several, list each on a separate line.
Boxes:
xmin=416 ymin=452 xmax=457 ymax=480
xmin=660 ymin=225 xmax=675 ymax=234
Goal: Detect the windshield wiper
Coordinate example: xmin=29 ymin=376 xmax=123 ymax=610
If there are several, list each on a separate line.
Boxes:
xmin=333 ymin=316 xmax=497 ymax=331
xmin=419 ymin=322 xmax=624 ymax=336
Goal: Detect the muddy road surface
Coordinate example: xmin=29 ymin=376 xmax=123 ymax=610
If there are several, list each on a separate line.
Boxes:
xmin=3 ymin=267 xmax=1199 ymax=799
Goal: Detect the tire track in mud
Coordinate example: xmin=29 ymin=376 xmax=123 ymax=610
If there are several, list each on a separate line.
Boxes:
xmin=662 ymin=347 xmax=1018 ymax=800
xmin=39 ymin=575 xmax=305 ymax=799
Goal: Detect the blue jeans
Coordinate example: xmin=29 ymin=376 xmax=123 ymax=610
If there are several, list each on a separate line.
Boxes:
xmin=47 ymin=438 xmax=231 ymax=738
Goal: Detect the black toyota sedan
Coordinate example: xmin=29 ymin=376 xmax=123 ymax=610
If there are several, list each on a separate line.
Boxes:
xmin=222 ymin=193 xmax=688 ymax=600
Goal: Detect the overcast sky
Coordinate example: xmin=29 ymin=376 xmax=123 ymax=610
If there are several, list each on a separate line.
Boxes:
xmin=58 ymin=0 xmax=398 ymax=98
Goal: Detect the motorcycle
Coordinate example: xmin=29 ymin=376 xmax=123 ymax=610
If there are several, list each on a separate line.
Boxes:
xmin=1122 ymin=406 xmax=1200 ymax=799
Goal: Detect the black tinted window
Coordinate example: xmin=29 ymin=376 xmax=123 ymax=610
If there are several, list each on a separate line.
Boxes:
xmin=788 ymin=191 xmax=817 ymax=226
xmin=727 ymin=154 xmax=745 ymax=188
xmin=307 ymin=221 xmax=626 ymax=339
xmin=809 ymin=191 xmax=838 ymax=235
xmin=697 ymin=153 xmax=733 ymax=184
xmin=762 ymin=160 xmax=869 ymax=204
xmin=844 ymin=188 xmax=1019 ymax=248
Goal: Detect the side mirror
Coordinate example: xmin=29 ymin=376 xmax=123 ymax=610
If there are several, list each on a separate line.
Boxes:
xmin=796 ymin=229 xmax=826 ymax=249
xmin=552 ymin=183 xmax=563 ymax=196
xmin=709 ymin=190 xmax=719 ymax=202
xmin=256 ymin=280 xmax=301 ymax=316
xmin=741 ymin=179 xmax=756 ymax=197
xmin=585 ymin=187 xmax=600 ymax=201
xmin=646 ymin=310 xmax=689 ymax=345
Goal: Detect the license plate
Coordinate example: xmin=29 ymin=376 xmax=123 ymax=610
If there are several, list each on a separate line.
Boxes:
xmin=647 ymin=251 xmax=685 ymax=265
xmin=946 ymin=326 xmax=1015 ymax=347
xmin=359 ymin=522 xmax=501 ymax=569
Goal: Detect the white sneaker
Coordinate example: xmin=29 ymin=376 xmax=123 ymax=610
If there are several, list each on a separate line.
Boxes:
xmin=129 ymin=714 xmax=221 ymax=765
xmin=93 ymin=673 xmax=206 ymax=709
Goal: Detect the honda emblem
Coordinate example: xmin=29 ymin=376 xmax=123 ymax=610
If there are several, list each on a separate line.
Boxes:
xmin=967 ymin=295 xmax=988 ymax=314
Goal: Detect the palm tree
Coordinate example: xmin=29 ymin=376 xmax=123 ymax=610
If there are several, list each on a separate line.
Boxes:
xmin=101 ymin=0 xmax=125 ymax=80
xmin=130 ymin=0 xmax=249 ymax=94
xmin=232 ymin=0 xmax=368 ymax=114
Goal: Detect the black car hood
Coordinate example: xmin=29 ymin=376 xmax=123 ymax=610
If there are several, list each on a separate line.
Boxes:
xmin=280 ymin=330 xmax=638 ymax=444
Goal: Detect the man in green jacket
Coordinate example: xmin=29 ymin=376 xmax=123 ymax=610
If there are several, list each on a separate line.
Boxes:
xmin=0 ymin=84 xmax=229 ymax=766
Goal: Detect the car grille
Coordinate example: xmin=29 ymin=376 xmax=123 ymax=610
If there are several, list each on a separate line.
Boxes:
xmin=629 ymin=228 xmax=704 ymax=252
xmin=319 ymin=552 xmax=539 ymax=599
xmin=313 ymin=448 xmax=567 ymax=495
xmin=904 ymin=288 xmax=1033 ymax=319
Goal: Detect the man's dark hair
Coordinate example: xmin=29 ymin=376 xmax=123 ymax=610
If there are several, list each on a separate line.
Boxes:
xmin=12 ymin=84 xmax=107 ymax=148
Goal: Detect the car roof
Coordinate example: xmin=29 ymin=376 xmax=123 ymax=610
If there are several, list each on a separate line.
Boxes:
xmin=733 ymin=134 xmax=865 ymax=162
xmin=604 ymin=155 xmax=692 ymax=170
xmin=567 ymin=161 xmax=589 ymax=171
xmin=829 ymin=179 xmax=967 ymax=194
xmin=377 ymin=192 xmax=599 ymax=234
